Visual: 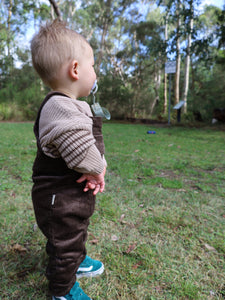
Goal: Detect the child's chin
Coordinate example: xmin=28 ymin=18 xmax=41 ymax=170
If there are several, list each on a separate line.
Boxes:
xmin=79 ymin=92 xmax=90 ymax=98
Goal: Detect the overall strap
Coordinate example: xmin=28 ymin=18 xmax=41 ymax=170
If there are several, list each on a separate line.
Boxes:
xmin=34 ymin=91 xmax=68 ymax=137
xmin=33 ymin=91 xmax=69 ymax=148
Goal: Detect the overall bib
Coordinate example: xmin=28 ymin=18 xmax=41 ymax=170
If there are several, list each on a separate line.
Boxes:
xmin=32 ymin=92 xmax=105 ymax=296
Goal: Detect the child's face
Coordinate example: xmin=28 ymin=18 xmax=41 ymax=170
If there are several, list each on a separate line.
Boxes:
xmin=77 ymin=45 xmax=96 ymax=98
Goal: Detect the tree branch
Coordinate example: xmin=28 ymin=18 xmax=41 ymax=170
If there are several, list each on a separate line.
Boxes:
xmin=48 ymin=0 xmax=62 ymax=20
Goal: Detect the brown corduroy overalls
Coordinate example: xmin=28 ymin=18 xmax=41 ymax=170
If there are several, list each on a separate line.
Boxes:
xmin=32 ymin=92 xmax=105 ymax=296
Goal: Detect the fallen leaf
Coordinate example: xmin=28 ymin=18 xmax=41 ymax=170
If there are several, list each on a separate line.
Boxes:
xmin=11 ymin=192 xmax=16 ymax=198
xmin=111 ymin=235 xmax=119 ymax=241
xmin=89 ymin=239 xmax=99 ymax=245
xmin=155 ymin=286 xmax=163 ymax=292
xmin=132 ymin=261 xmax=142 ymax=269
xmin=11 ymin=243 xmax=27 ymax=253
xmin=204 ymin=243 xmax=216 ymax=252
xmin=33 ymin=223 xmax=38 ymax=231
xmin=119 ymin=214 xmax=126 ymax=224
xmin=119 ymin=214 xmax=125 ymax=222
xmin=210 ymin=291 xmax=216 ymax=296
xmin=128 ymin=223 xmax=136 ymax=229
xmin=126 ymin=243 xmax=137 ymax=254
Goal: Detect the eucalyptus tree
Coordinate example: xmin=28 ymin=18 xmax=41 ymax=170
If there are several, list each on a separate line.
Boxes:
xmin=75 ymin=0 xmax=152 ymax=117
xmin=158 ymin=0 xmax=182 ymax=106
xmin=0 ymin=0 xmax=50 ymax=79
xmin=110 ymin=4 xmax=167 ymax=118
xmin=157 ymin=0 xmax=174 ymax=114
xmin=188 ymin=4 xmax=225 ymax=120
xmin=144 ymin=7 xmax=166 ymax=115
xmin=174 ymin=0 xmax=181 ymax=105
xmin=217 ymin=5 xmax=225 ymax=50
xmin=163 ymin=8 xmax=169 ymax=114
xmin=1 ymin=0 xmax=16 ymax=79
xmin=158 ymin=0 xmax=206 ymax=114
xmin=182 ymin=0 xmax=194 ymax=113
xmin=0 ymin=0 xmax=51 ymax=119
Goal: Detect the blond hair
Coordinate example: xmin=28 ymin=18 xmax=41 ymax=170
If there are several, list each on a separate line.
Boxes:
xmin=31 ymin=19 xmax=88 ymax=87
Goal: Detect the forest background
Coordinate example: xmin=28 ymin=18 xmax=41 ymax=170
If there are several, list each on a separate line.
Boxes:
xmin=0 ymin=0 xmax=224 ymax=123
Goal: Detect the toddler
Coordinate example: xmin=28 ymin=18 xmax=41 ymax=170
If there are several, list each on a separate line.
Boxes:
xmin=31 ymin=19 xmax=107 ymax=300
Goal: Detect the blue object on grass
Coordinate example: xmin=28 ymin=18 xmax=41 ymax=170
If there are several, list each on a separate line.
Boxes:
xmin=147 ymin=131 xmax=156 ymax=134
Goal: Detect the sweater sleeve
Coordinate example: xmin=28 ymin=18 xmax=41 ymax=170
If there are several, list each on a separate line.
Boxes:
xmin=39 ymin=95 xmax=104 ymax=174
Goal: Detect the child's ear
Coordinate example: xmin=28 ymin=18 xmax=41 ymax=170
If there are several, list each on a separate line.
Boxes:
xmin=69 ymin=60 xmax=79 ymax=80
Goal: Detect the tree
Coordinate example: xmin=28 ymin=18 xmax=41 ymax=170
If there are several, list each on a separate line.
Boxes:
xmin=187 ymin=4 xmax=225 ymax=120
xmin=0 ymin=0 xmax=224 ymax=121
xmin=174 ymin=0 xmax=181 ymax=105
xmin=182 ymin=0 xmax=194 ymax=113
xmin=163 ymin=10 xmax=169 ymax=114
xmin=217 ymin=6 xmax=225 ymax=49
xmin=125 ymin=6 xmax=166 ymax=117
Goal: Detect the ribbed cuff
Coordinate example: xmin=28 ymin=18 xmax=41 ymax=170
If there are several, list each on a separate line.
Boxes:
xmin=72 ymin=144 xmax=104 ymax=174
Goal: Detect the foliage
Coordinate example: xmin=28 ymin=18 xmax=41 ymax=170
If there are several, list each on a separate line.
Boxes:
xmin=0 ymin=1 xmax=224 ymax=121
xmin=187 ymin=50 xmax=225 ymax=120
xmin=0 ymin=122 xmax=225 ymax=299
xmin=0 ymin=62 xmax=48 ymax=120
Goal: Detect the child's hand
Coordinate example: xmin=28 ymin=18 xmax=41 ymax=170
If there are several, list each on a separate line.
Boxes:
xmin=77 ymin=168 xmax=106 ymax=195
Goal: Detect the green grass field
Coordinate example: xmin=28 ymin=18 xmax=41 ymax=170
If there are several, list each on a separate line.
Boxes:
xmin=0 ymin=122 xmax=224 ymax=299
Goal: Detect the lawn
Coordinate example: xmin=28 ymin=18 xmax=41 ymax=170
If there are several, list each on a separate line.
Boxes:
xmin=0 ymin=122 xmax=224 ymax=299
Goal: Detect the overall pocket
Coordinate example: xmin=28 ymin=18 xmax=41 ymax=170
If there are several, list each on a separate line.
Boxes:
xmin=49 ymin=186 xmax=95 ymax=254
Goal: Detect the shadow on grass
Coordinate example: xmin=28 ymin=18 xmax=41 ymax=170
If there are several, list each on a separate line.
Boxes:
xmin=0 ymin=246 xmax=49 ymax=299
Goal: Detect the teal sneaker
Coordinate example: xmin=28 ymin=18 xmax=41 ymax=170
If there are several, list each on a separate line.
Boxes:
xmin=52 ymin=282 xmax=92 ymax=300
xmin=76 ymin=255 xmax=104 ymax=279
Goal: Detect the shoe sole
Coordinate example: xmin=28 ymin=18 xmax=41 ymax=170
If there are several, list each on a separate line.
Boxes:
xmin=76 ymin=264 xmax=104 ymax=279
xmin=52 ymin=296 xmax=92 ymax=300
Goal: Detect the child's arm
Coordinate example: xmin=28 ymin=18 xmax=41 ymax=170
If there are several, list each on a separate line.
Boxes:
xmin=77 ymin=167 xmax=106 ymax=195
xmin=39 ymin=97 xmax=106 ymax=186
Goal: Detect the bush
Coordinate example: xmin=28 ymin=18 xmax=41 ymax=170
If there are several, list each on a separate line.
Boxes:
xmin=0 ymin=64 xmax=49 ymax=121
xmin=0 ymin=102 xmax=23 ymax=121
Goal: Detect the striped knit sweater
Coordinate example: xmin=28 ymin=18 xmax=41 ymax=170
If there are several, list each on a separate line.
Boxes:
xmin=39 ymin=94 xmax=106 ymax=175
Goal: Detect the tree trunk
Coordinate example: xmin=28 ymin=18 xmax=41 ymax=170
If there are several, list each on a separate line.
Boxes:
xmin=190 ymin=57 xmax=195 ymax=92
xmin=7 ymin=0 xmax=12 ymax=58
xmin=49 ymin=0 xmax=62 ymax=20
xmin=151 ymin=62 xmax=161 ymax=115
xmin=183 ymin=0 xmax=193 ymax=113
xmin=163 ymin=11 xmax=169 ymax=114
xmin=164 ymin=73 xmax=168 ymax=114
xmin=175 ymin=0 xmax=181 ymax=105
xmin=96 ymin=0 xmax=112 ymax=75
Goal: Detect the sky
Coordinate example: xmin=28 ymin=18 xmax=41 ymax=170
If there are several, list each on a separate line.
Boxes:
xmin=200 ymin=0 xmax=224 ymax=10
xmin=40 ymin=0 xmax=224 ymax=8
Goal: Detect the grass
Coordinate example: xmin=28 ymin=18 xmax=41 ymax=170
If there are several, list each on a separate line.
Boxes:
xmin=0 ymin=122 xmax=224 ymax=299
